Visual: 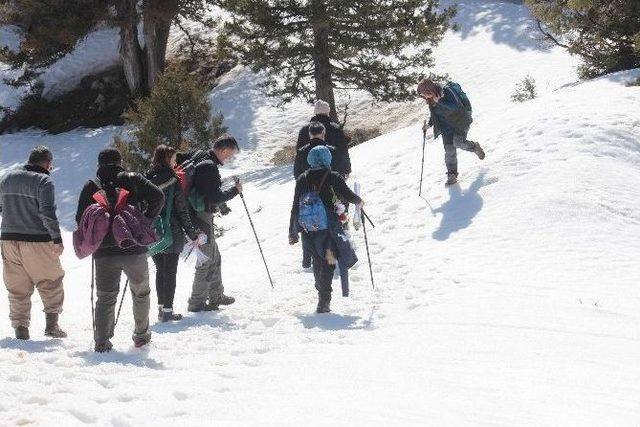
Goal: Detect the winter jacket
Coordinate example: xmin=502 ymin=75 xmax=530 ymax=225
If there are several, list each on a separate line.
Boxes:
xmin=289 ymin=168 xmax=360 ymax=238
xmin=176 ymin=150 xmax=238 ymax=214
xmin=428 ymin=84 xmax=473 ymax=139
xmin=0 ymin=164 xmax=62 ymax=243
xmin=295 ymin=115 xmax=351 ymax=178
xmin=75 ymin=164 xmax=164 ymax=258
xmin=145 ymin=165 xmax=200 ymax=254
xmin=290 ymin=168 xmax=361 ymax=295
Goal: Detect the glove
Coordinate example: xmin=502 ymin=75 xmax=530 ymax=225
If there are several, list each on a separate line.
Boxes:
xmin=196 ymin=233 xmax=208 ymax=246
xmin=289 ymin=235 xmax=299 ymax=245
xmin=219 ymin=203 xmax=231 ymax=216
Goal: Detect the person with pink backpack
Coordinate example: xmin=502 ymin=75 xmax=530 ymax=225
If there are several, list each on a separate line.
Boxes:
xmin=75 ymin=148 xmax=164 ymax=353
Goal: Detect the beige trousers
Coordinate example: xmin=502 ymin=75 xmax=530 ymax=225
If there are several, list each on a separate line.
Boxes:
xmin=1 ymin=241 xmax=65 ymax=328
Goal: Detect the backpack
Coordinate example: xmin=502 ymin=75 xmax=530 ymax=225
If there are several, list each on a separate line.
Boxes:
xmin=446 ymin=82 xmax=472 ymax=113
xmin=148 ymin=181 xmax=175 ymax=257
xmin=174 ymin=150 xmax=210 ymax=212
xmin=298 ymin=170 xmax=330 ymax=233
xmin=73 ymin=179 xmax=157 ymax=259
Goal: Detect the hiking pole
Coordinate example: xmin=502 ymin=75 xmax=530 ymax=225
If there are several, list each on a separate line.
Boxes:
xmin=114 ymin=279 xmax=129 ymax=326
xmin=360 ymin=208 xmax=375 ymax=290
xmin=361 ymin=209 xmax=375 ymax=228
xmin=239 ymin=192 xmax=274 ymax=288
xmin=419 ymin=120 xmax=427 ymax=197
xmin=91 ymin=257 xmax=96 ymax=337
xmin=417 ymin=122 xmax=437 ymax=216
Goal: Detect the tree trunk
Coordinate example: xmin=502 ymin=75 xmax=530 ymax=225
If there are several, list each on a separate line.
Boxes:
xmin=142 ymin=0 xmax=179 ymax=90
xmin=311 ymin=0 xmax=338 ymax=121
xmin=116 ymin=0 xmax=145 ymax=98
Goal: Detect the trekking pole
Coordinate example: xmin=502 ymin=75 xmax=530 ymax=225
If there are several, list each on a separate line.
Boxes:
xmin=91 ymin=257 xmax=96 ymax=337
xmin=114 ymin=279 xmax=129 ymax=326
xmin=419 ymin=120 xmax=427 ymax=197
xmin=239 ymin=192 xmax=274 ymax=288
xmin=361 ymin=209 xmax=375 ymax=228
xmin=360 ymin=208 xmax=375 ymax=290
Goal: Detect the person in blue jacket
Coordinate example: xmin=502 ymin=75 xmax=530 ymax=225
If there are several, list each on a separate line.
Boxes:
xmin=417 ymin=78 xmax=486 ymax=186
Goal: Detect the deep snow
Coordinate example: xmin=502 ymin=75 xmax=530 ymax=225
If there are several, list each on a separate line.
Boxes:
xmin=1 ymin=1 xmax=640 ymax=425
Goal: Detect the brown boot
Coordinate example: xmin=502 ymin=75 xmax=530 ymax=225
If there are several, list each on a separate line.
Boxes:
xmin=44 ymin=313 xmax=67 ymax=338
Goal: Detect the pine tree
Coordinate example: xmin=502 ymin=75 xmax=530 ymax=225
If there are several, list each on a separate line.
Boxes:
xmin=526 ymin=0 xmax=640 ymax=78
xmin=114 ymin=64 xmax=226 ymax=172
xmin=216 ymin=0 xmax=455 ymax=120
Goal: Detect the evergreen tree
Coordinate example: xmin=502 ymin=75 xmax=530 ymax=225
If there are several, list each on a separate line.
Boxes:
xmin=0 ymin=0 xmax=219 ymax=97
xmin=114 ymin=64 xmax=226 ymax=171
xmin=526 ymin=0 xmax=640 ymax=78
xmin=216 ymin=0 xmax=455 ymax=120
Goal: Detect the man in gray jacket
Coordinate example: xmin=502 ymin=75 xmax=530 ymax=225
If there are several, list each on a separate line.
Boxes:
xmin=0 ymin=146 xmax=66 ymax=340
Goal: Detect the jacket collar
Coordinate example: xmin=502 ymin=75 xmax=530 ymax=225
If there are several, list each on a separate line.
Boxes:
xmin=25 ymin=164 xmax=50 ymax=175
xmin=208 ymin=149 xmax=223 ymax=166
xmin=97 ymin=164 xmax=125 ymax=184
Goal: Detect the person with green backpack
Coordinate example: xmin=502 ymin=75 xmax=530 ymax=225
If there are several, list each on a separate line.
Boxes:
xmin=175 ymin=135 xmax=242 ymax=313
xmin=417 ymin=78 xmax=486 ymax=186
xmin=146 ymin=145 xmax=204 ymax=322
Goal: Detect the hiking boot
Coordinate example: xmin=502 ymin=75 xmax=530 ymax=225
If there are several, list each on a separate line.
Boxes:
xmin=473 ymin=141 xmax=485 ymax=160
xmin=212 ymin=294 xmax=235 ymax=307
xmin=15 ymin=326 xmax=29 ymax=340
xmin=133 ymin=332 xmax=152 ymax=348
xmin=445 ymin=173 xmax=458 ymax=186
xmin=160 ymin=310 xmax=183 ymax=322
xmin=188 ymin=302 xmax=218 ymax=312
xmin=157 ymin=307 xmax=163 ymax=321
xmin=316 ymin=300 xmax=331 ymax=314
xmin=94 ymin=340 xmax=113 ymax=353
xmin=44 ymin=313 xmax=67 ymax=338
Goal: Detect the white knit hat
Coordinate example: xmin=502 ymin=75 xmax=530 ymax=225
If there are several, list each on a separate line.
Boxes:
xmin=314 ymin=99 xmax=331 ymax=116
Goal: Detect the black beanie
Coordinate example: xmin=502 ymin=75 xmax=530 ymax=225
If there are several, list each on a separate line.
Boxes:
xmin=98 ymin=148 xmax=122 ymax=166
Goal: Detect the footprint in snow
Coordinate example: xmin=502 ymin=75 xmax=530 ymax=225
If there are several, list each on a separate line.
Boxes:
xmin=173 ymin=391 xmax=189 ymax=401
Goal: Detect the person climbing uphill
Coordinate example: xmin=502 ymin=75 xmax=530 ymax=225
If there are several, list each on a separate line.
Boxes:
xmin=417 ymin=78 xmax=486 ymax=186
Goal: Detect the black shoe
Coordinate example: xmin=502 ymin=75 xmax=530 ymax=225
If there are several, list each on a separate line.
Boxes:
xmin=302 ymin=259 xmax=311 ymax=269
xmin=316 ymin=300 xmax=331 ymax=314
xmin=157 ymin=307 xmax=163 ymax=321
xmin=15 ymin=326 xmax=29 ymax=340
xmin=94 ymin=340 xmax=113 ymax=353
xmin=44 ymin=313 xmax=67 ymax=338
xmin=161 ymin=310 xmax=183 ymax=322
xmin=133 ymin=332 xmax=152 ymax=348
xmin=445 ymin=173 xmax=458 ymax=186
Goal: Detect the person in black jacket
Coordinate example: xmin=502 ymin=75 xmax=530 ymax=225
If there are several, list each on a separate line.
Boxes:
xmin=146 ymin=145 xmax=204 ymax=323
xmin=293 ymin=100 xmax=352 ymax=179
xmin=180 ymin=135 xmax=242 ymax=313
xmin=289 ymin=146 xmax=363 ymax=313
xmin=76 ymin=148 xmax=164 ymax=352
xmin=295 ymin=121 xmax=327 ymax=269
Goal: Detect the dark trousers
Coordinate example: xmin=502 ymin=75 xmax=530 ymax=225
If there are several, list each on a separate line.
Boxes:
xmin=442 ymin=132 xmax=476 ymax=175
xmin=152 ymin=253 xmax=179 ymax=309
xmin=302 ymin=231 xmax=336 ymax=302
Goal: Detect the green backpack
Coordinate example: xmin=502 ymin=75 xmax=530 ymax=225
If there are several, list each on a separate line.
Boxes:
xmin=148 ymin=185 xmax=175 ymax=257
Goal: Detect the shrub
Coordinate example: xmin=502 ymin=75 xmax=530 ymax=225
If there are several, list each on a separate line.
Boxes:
xmin=511 ymin=76 xmax=538 ymax=103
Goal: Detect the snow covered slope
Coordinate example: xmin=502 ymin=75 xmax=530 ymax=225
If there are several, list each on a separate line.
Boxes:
xmin=0 ymin=67 xmax=639 ymax=425
xmin=213 ymin=0 xmax=580 ymax=170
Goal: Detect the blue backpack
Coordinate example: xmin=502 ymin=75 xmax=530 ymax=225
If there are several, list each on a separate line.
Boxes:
xmin=298 ymin=170 xmax=330 ymax=232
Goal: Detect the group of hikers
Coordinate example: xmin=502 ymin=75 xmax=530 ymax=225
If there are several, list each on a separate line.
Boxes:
xmin=0 ymin=78 xmax=485 ymax=353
